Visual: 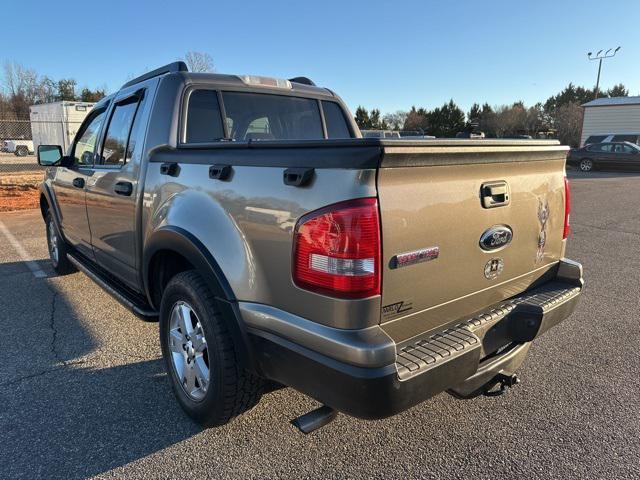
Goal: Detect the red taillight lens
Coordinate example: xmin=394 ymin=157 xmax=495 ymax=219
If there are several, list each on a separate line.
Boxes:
xmin=563 ymin=176 xmax=571 ymax=239
xmin=293 ymin=197 xmax=381 ymax=299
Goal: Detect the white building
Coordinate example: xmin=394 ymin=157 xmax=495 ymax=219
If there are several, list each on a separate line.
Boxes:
xmin=580 ymin=96 xmax=640 ymax=147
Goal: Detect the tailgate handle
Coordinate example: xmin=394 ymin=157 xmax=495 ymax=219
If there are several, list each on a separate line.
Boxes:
xmin=481 ymin=181 xmax=510 ymax=208
xmin=283 ymin=167 xmax=314 ymax=187
xmin=209 ymin=164 xmax=232 ymax=181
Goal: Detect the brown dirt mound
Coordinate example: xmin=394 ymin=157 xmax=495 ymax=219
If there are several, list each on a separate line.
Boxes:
xmin=0 ymin=173 xmax=42 ymax=212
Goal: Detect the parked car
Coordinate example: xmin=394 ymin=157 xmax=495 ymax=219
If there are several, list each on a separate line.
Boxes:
xmin=583 ymin=133 xmax=640 ymax=146
xmin=456 ymin=131 xmax=485 ymax=139
xmin=37 ymin=62 xmax=583 ymax=433
xmin=2 ymin=139 xmax=34 ymax=156
xmin=567 ymin=141 xmax=640 ymax=172
xmin=361 ymin=129 xmax=401 ymax=138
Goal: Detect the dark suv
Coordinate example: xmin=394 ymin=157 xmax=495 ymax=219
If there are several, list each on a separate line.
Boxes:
xmin=568 ymin=141 xmax=640 ymax=172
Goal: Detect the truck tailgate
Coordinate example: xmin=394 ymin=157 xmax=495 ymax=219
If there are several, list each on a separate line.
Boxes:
xmin=376 ymin=142 xmax=569 ymax=342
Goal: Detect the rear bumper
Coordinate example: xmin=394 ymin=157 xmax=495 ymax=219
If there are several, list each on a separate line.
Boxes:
xmin=243 ymin=258 xmax=583 ymax=419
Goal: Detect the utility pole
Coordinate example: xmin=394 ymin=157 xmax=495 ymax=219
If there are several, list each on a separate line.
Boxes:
xmin=588 ymin=47 xmax=621 ymax=99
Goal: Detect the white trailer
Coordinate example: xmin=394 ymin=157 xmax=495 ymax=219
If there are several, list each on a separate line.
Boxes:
xmin=29 ymin=101 xmax=95 ymax=152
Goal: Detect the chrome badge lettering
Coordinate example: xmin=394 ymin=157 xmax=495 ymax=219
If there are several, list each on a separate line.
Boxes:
xmin=391 ymin=246 xmax=439 ymax=269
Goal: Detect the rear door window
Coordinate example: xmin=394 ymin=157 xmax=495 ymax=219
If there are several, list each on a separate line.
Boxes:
xmin=622 ymin=144 xmax=635 ymax=153
xmin=222 ymin=92 xmax=323 ymax=141
xmin=322 ymin=101 xmax=351 ymax=139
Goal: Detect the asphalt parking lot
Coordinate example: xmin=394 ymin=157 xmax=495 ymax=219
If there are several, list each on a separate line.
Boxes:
xmin=0 ymin=170 xmax=639 ymax=480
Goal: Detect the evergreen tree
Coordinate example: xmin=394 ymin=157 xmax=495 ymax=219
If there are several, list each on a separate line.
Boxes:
xmin=354 ymin=106 xmax=371 ymax=129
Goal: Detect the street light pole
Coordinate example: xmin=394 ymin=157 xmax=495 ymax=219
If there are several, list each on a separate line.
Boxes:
xmin=588 ymin=47 xmax=621 ymax=99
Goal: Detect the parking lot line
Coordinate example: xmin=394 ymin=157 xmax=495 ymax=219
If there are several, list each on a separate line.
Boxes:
xmin=0 ymin=220 xmax=47 ymax=278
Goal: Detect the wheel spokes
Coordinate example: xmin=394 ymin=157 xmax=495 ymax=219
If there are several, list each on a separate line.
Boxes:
xmin=194 ymin=357 xmax=209 ymax=392
xmin=183 ymin=362 xmax=197 ymax=394
xmin=168 ymin=300 xmax=210 ymax=401
xmin=168 ymin=329 xmax=184 ymax=354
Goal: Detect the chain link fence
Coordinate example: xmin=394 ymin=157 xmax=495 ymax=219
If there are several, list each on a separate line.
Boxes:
xmin=1 ymin=118 xmax=83 ymax=175
xmin=0 ymin=118 xmax=80 ymax=211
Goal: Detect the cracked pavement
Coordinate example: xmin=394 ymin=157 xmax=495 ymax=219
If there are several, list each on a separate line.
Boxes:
xmin=0 ymin=169 xmax=639 ymax=479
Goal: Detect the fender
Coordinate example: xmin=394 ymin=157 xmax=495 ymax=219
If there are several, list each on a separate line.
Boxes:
xmin=143 ymin=226 xmax=256 ymax=371
xmin=39 ymin=182 xmax=67 ymax=242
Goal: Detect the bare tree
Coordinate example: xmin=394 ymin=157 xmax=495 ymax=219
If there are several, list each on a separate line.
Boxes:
xmin=383 ymin=110 xmax=408 ymax=131
xmin=183 ymin=52 xmax=214 ymax=73
xmin=3 ymin=62 xmax=54 ymax=117
xmin=554 ymin=102 xmax=583 ymax=147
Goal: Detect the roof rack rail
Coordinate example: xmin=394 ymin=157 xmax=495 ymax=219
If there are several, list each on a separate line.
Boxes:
xmin=121 ymin=61 xmax=188 ymax=89
xmin=288 ymin=76 xmax=316 ymax=86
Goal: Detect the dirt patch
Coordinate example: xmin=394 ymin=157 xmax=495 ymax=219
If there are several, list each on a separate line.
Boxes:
xmin=0 ymin=173 xmax=42 ymax=212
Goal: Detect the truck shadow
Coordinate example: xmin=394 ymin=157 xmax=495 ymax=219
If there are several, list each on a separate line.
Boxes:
xmin=0 ymin=262 xmax=200 ymax=479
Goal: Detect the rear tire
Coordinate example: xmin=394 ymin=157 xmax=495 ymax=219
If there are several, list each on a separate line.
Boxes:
xmin=579 ymin=158 xmax=594 ymax=172
xmin=159 ymin=270 xmax=264 ymax=427
xmin=45 ymin=212 xmax=75 ymax=275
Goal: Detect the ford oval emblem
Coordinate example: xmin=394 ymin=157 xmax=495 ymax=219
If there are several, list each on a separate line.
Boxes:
xmin=479 ymin=225 xmax=513 ymax=252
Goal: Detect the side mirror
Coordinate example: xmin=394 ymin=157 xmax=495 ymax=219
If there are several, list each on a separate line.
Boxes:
xmin=37 ymin=145 xmax=63 ymax=166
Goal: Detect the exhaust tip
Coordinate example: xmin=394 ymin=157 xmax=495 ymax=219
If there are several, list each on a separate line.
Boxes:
xmin=291 ymin=405 xmax=337 ymax=434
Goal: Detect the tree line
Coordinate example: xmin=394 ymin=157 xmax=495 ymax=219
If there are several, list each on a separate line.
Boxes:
xmin=355 ymin=83 xmax=629 ymax=147
xmin=0 ymin=62 xmax=107 ymax=119
xmin=0 ymin=53 xmax=215 ymax=121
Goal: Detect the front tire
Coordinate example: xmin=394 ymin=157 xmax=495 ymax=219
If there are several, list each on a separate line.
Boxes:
xmin=159 ymin=270 xmax=264 ymax=427
xmin=45 ymin=212 xmax=74 ymax=275
xmin=579 ymin=158 xmax=594 ymax=172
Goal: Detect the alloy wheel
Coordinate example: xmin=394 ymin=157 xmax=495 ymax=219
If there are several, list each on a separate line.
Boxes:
xmin=48 ymin=221 xmax=59 ymax=264
xmin=168 ymin=301 xmax=210 ymax=401
xmin=580 ymin=159 xmax=593 ymax=172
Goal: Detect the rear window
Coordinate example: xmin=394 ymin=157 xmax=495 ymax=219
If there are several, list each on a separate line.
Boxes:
xmin=222 ymin=92 xmax=323 ymax=141
xmin=322 ymin=101 xmax=351 ymax=139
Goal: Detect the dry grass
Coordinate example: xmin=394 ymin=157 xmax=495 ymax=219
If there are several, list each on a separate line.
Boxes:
xmin=0 ymin=173 xmax=42 ymax=212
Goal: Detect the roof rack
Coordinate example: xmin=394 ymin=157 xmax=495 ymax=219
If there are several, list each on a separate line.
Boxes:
xmin=121 ymin=61 xmax=188 ymax=89
xmin=288 ymin=76 xmax=316 ymax=86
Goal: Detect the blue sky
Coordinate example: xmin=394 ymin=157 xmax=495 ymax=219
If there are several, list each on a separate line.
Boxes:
xmin=2 ymin=0 xmax=638 ymax=114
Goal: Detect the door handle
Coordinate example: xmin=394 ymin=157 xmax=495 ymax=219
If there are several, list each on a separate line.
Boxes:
xmin=114 ymin=181 xmax=133 ymax=196
xmin=72 ymin=177 xmax=85 ymax=189
xmin=481 ymin=181 xmax=510 ymax=208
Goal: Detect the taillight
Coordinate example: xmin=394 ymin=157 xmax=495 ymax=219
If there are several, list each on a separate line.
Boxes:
xmin=563 ymin=176 xmax=571 ymax=239
xmin=293 ymin=197 xmax=381 ymax=299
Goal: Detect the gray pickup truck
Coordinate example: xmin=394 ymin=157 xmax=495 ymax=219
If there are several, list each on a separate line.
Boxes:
xmin=37 ymin=62 xmax=583 ymax=433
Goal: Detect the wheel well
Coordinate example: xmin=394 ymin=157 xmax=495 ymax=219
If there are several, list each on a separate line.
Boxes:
xmin=39 ymin=194 xmax=49 ymax=219
xmin=147 ymin=250 xmax=195 ymax=308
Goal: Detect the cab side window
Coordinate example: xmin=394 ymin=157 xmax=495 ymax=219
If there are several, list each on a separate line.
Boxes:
xmin=322 ymin=101 xmax=352 ymax=139
xmin=72 ymin=110 xmax=107 ymax=166
xmin=100 ymin=95 xmax=143 ymax=166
